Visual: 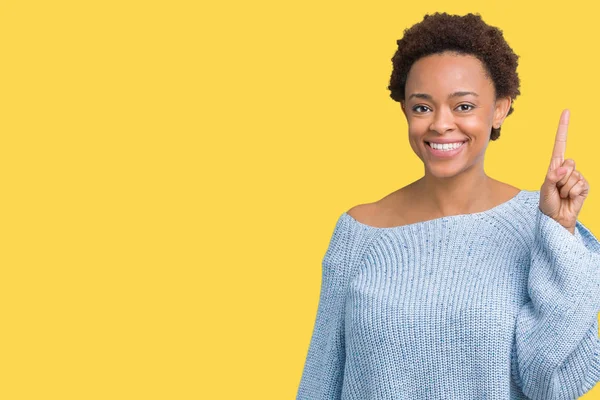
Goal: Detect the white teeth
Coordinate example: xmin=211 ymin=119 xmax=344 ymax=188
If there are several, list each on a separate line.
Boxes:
xmin=429 ymin=142 xmax=464 ymax=151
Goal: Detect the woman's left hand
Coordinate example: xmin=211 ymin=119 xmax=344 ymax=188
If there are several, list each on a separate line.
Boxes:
xmin=539 ymin=109 xmax=590 ymax=234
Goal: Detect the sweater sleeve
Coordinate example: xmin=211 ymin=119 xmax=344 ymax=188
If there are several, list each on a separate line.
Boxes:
xmin=511 ymin=206 xmax=600 ymax=400
xmin=296 ymin=214 xmax=369 ymax=400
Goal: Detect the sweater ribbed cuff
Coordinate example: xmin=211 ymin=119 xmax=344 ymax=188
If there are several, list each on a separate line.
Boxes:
xmin=535 ymin=206 xmax=600 ymax=315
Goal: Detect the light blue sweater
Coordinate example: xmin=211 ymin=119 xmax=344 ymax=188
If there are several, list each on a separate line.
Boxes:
xmin=296 ymin=189 xmax=600 ymax=399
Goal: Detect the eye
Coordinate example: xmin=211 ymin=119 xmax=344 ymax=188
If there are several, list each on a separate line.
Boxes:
xmin=456 ymin=104 xmax=475 ymax=112
xmin=412 ymin=105 xmax=431 ymax=113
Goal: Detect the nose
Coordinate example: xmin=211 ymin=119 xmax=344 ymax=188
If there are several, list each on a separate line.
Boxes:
xmin=429 ymin=107 xmax=456 ymax=134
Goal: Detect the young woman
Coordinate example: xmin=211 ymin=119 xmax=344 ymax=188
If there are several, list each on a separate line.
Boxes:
xmin=297 ymin=12 xmax=600 ymax=400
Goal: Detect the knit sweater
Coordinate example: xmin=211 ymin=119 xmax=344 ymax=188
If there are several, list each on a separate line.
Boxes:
xmin=296 ymin=189 xmax=600 ymax=400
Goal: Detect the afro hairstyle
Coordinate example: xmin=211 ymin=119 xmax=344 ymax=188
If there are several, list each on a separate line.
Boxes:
xmin=388 ymin=12 xmax=521 ymax=140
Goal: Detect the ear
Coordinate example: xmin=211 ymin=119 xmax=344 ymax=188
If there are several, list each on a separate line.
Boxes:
xmin=492 ymin=97 xmax=511 ymax=129
xmin=400 ymin=101 xmax=407 ymax=118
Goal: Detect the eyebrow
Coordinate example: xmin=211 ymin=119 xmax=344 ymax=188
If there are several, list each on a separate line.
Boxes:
xmin=408 ymin=91 xmax=479 ymax=101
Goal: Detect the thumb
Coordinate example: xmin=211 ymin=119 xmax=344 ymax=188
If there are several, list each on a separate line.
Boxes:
xmin=546 ymin=166 xmax=568 ymax=185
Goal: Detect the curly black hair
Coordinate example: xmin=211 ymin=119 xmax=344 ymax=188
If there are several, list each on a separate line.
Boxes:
xmin=388 ymin=12 xmax=521 ymax=141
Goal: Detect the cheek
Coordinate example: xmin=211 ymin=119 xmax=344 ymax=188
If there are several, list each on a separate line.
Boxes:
xmin=407 ymin=128 xmax=424 ymax=148
xmin=459 ymin=117 xmax=487 ymax=131
xmin=459 ymin=109 xmax=493 ymax=130
xmin=407 ymin=118 xmax=430 ymax=136
xmin=407 ymin=126 xmax=427 ymax=157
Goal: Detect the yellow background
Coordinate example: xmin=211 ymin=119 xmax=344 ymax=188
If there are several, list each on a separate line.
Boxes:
xmin=1 ymin=0 xmax=599 ymax=398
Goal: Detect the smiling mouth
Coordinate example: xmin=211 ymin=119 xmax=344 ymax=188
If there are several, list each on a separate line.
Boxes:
xmin=425 ymin=140 xmax=468 ymax=148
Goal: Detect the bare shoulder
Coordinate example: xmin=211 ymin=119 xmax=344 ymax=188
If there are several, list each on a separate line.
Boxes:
xmin=345 ymin=180 xmax=521 ymax=229
xmin=346 ymin=202 xmax=378 ymax=225
xmin=491 ymin=180 xmax=522 ymax=200
xmin=346 ymin=188 xmax=409 ymax=228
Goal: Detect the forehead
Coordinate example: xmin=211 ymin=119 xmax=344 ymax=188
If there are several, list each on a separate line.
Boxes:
xmin=405 ymin=52 xmax=494 ymax=98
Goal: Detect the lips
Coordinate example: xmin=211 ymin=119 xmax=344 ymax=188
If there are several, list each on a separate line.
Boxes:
xmin=425 ymin=139 xmax=468 ymax=145
xmin=424 ymin=140 xmax=467 ymax=158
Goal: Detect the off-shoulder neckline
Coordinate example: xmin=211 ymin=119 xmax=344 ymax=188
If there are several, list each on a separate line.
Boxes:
xmin=343 ymin=189 xmax=529 ymax=231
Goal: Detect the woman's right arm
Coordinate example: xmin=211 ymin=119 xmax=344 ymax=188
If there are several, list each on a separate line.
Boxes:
xmin=296 ymin=212 xmax=372 ymax=400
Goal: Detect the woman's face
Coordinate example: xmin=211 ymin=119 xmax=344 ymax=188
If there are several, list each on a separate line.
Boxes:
xmin=401 ymin=51 xmax=510 ymax=179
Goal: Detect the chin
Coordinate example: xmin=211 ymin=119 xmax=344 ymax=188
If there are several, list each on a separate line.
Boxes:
xmin=425 ymin=164 xmax=465 ymax=179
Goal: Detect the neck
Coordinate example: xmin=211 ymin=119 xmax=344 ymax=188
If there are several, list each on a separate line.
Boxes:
xmin=412 ymin=167 xmax=496 ymax=217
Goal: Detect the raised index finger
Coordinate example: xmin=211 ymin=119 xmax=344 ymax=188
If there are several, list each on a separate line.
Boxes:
xmin=550 ymin=109 xmax=570 ymax=171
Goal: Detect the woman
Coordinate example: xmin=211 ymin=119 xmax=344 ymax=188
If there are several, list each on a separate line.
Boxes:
xmin=296 ymin=12 xmax=600 ymax=400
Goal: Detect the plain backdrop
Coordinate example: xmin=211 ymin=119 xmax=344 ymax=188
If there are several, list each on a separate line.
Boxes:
xmin=1 ymin=1 xmax=600 ymax=399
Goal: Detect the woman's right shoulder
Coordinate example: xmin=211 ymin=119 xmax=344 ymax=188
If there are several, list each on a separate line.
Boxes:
xmin=345 ymin=188 xmax=410 ymax=229
xmin=346 ymin=203 xmax=377 ymax=225
xmin=325 ymin=203 xmax=383 ymax=266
